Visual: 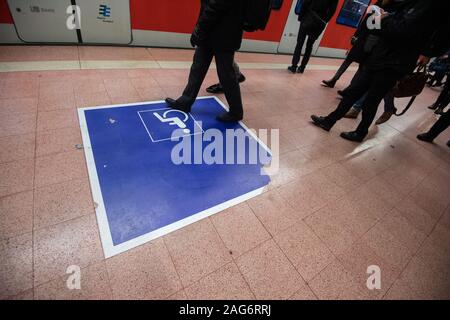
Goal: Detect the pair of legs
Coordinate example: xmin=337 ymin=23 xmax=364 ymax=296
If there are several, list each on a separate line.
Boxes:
xmin=289 ymin=24 xmax=317 ymax=73
xmin=428 ymin=79 xmax=450 ymax=114
xmin=206 ymin=61 xmax=246 ymax=94
xmin=347 ymin=90 xmax=397 ymax=125
xmin=311 ymin=65 xmax=401 ymax=142
xmin=417 ymin=109 xmax=450 ymax=147
xmin=166 ymin=46 xmax=243 ymax=121
xmin=322 ymin=57 xmax=354 ymax=88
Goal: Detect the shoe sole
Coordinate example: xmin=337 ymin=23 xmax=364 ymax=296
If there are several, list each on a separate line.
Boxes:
xmin=340 ymin=133 xmax=363 ymax=143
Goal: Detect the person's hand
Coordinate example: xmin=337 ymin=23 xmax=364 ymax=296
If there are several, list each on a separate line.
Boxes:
xmin=417 ymin=55 xmax=430 ymax=66
xmin=190 ymin=29 xmax=200 ymax=48
xmin=190 ymin=33 xmax=198 ymax=48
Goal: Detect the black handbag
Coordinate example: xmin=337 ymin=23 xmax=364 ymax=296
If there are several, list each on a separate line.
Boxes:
xmin=393 ymin=66 xmax=430 ymax=117
xmin=393 ymin=66 xmax=429 ymax=98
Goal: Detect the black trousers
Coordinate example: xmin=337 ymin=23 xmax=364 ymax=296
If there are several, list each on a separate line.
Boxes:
xmin=433 ymin=79 xmax=450 ymax=109
xmin=179 ymin=46 xmax=243 ymax=117
xmin=428 ymin=109 xmax=450 ymax=139
xmin=330 ymin=57 xmax=354 ymax=82
xmin=292 ymin=24 xmax=317 ymax=69
xmin=325 ymin=66 xmax=401 ymax=136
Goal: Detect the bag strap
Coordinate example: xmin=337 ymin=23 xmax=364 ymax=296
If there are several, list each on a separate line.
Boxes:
xmin=395 ymin=95 xmax=417 ymax=117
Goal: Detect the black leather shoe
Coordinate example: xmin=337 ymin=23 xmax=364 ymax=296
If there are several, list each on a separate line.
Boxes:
xmin=206 ymin=83 xmax=224 ymax=94
xmin=310 ymin=115 xmax=332 ymax=132
xmin=322 ymin=79 xmax=336 ymax=88
xmin=417 ymin=132 xmax=434 ymax=143
xmin=297 ymin=66 xmax=305 ymax=73
xmin=216 ymin=112 xmax=243 ymax=123
xmin=435 ymin=108 xmax=445 ymax=115
xmin=287 ymin=66 xmax=297 ymax=74
xmin=165 ymin=98 xmax=191 ymax=113
xmin=340 ymin=131 xmax=365 ymax=142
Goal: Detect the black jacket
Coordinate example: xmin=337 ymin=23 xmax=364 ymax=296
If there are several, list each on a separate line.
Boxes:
xmin=193 ymin=0 xmax=244 ymax=52
xmin=366 ymin=0 xmax=450 ymax=75
xmin=298 ymin=0 xmax=338 ymax=38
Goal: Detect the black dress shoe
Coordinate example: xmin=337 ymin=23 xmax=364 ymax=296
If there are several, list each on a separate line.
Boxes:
xmin=435 ymin=108 xmax=445 ymax=115
xmin=216 ymin=112 xmax=243 ymax=122
xmin=310 ymin=115 xmax=332 ymax=132
xmin=340 ymin=131 xmax=365 ymax=142
xmin=165 ymin=98 xmax=191 ymax=113
xmin=206 ymin=83 xmax=224 ymax=94
xmin=417 ymin=132 xmax=435 ymax=143
xmin=322 ymin=79 xmax=336 ymax=88
xmin=297 ymin=66 xmax=305 ymax=74
xmin=287 ymin=65 xmax=297 ymax=74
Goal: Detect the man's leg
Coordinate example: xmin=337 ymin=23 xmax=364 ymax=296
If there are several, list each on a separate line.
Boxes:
xmin=322 ymin=57 xmax=353 ymax=88
xmin=291 ymin=26 xmax=307 ymax=69
xmin=311 ymin=66 xmax=371 ymax=132
xmin=429 ymin=80 xmax=450 ymax=110
xmin=215 ymin=51 xmax=243 ymax=120
xmin=417 ymin=110 xmax=450 ymax=142
xmin=326 ymin=67 xmax=371 ymax=122
xmin=299 ymin=35 xmax=317 ymax=72
xmin=206 ymin=61 xmax=245 ymax=94
xmin=178 ymin=46 xmax=214 ymax=106
xmin=354 ymin=69 xmax=400 ymax=137
xmin=375 ymin=90 xmax=397 ymax=125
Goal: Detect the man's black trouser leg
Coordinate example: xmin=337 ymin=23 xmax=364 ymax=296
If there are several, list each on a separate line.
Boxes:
xmin=180 ymin=46 xmax=214 ymax=106
xmin=325 ymin=67 xmax=400 ymax=136
xmin=292 ymin=25 xmax=307 ymax=67
xmin=428 ymin=110 xmax=450 ymax=138
xmin=331 ymin=57 xmax=353 ymax=82
xmin=215 ymin=51 xmax=243 ymax=117
xmin=300 ymin=36 xmax=317 ymax=69
xmin=383 ymin=91 xmax=396 ymax=113
xmin=434 ymin=80 xmax=450 ymax=107
xmin=355 ymin=70 xmax=400 ymax=136
xmin=326 ymin=66 xmax=372 ymax=123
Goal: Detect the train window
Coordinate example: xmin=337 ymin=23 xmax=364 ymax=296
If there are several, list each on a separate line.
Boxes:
xmin=336 ymin=0 xmax=371 ymax=28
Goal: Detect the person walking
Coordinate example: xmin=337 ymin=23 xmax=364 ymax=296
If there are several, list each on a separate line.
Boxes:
xmin=288 ymin=0 xmax=338 ymax=74
xmin=311 ymin=0 xmax=450 ymax=142
xmin=165 ymin=0 xmax=245 ymax=122
xmin=322 ymin=0 xmax=393 ymax=88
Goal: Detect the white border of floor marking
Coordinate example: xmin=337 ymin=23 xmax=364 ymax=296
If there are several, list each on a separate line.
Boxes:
xmin=78 ymin=96 xmax=271 ymax=258
xmin=137 ymin=107 xmax=205 ymax=143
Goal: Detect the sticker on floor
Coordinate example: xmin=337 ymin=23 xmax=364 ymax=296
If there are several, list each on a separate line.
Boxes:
xmin=78 ymin=96 xmax=271 ymax=257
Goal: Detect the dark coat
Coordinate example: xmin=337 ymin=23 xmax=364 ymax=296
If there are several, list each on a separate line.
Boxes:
xmin=366 ymin=0 xmax=450 ymax=75
xmin=298 ymin=0 xmax=338 ymax=39
xmin=192 ymin=0 xmax=244 ymax=52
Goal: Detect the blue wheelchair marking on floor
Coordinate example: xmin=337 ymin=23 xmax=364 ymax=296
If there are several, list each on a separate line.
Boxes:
xmin=83 ymin=97 xmax=270 ymax=247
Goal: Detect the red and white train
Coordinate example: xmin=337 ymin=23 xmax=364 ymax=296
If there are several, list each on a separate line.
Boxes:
xmin=0 ymin=0 xmax=375 ymax=59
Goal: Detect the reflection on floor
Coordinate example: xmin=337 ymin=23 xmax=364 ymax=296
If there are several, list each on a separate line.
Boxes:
xmin=0 ymin=46 xmax=449 ymax=300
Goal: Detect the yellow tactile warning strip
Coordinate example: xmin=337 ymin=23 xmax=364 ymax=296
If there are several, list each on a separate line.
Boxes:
xmin=0 ymin=60 xmax=359 ymax=72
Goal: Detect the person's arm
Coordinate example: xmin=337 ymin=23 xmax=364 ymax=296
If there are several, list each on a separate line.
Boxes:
xmin=371 ymin=0 xmax=431 ymax=43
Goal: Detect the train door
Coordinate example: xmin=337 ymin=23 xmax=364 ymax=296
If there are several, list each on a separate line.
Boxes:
xmin=7 ymin=0 xmax=131 ymax=44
